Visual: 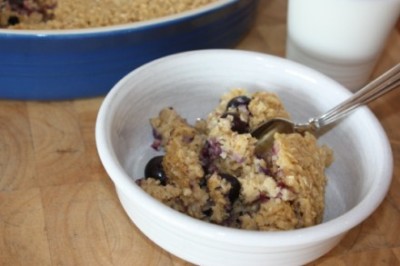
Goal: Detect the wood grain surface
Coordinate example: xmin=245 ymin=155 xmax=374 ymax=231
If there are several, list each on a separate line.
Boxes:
xmin=1 ymin=1 xmax=400 ymax=265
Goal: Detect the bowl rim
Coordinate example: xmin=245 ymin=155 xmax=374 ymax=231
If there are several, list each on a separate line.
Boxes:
xmin=95 ymin=49 xmax=394 ymax=247
xmin=0 ymin=0 xmax=236 ymax=36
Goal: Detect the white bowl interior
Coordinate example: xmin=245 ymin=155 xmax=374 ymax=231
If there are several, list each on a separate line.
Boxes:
xmin=101 ymin=50 xmax=391 ymax=223
xmin=96 ymin=50 xmax=393 ymax=265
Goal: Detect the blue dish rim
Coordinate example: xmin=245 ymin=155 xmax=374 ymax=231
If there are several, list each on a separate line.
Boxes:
xmin=0 ymin=0 xmax=237 ymax=37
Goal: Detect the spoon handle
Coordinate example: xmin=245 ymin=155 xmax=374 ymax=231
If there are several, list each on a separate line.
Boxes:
xmin=312 ymin=63 xmax=400 ymax=129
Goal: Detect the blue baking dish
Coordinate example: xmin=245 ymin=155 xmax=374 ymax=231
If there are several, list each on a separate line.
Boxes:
xmin=0 ymin=0 xmax=259 ymax=100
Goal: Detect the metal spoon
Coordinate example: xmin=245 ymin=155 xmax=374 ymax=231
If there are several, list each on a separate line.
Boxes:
xmin=251 ymin=63 xmax=400 ymax=156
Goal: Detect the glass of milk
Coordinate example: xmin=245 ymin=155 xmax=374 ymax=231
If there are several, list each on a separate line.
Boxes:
xmin=286 ymin=0 xmax=400 ymax=91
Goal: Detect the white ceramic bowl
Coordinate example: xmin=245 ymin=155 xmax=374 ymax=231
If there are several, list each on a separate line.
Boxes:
xmin=95 ymin=49 xmax=393 ymax=266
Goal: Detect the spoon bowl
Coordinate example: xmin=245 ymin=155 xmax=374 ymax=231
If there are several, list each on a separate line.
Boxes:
xmin=252 ymin=63 xmax=400 ymax=156
xmin=251 ymin=117 xmax=295 ymax=157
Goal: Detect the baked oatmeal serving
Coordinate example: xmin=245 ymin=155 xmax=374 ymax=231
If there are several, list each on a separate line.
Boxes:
xmin=0 ymin=0 xmax=217 ymax=29
xmin=137 ymin=88 xmax=333 ymax=231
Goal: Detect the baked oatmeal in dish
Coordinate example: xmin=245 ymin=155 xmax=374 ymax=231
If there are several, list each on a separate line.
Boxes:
xmin=137 ymin=88 xmax=333 ymax=231
xmin=0 ymin=0 xmax=217 ymax=29
xmin=0 ymin=0 xmax=56 ymax=27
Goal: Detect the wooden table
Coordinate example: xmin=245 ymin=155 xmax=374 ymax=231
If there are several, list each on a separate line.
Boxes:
xmin=1 ymin=1 xmax=399 ymax=265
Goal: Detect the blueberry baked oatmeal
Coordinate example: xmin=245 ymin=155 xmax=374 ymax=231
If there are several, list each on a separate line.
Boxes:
xmin=137 ymin=88 xmax=333 ymax=231
xmin=0 ymin=0 xmax=56 ymax=27
xmin=0 ymin=0 xmax=217 ymax=29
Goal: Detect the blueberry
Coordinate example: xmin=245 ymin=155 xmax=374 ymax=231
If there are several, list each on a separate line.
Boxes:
xmin=144 ymin=156 xmax=167 ymax=185
xmin=200 ymin=139 xmax=221 ymax=174
xmin=199 ymin=177 xmax=208 ymax=188
xmin=220 ymin=173 xmax=241 ymax=203
xmin=221 ymin=112 xmax=249 ymax=134
xmin=202 ymin=208 xmax=213 ymax=217
xmin=151 ymin=128 xmax=162 ymax=151
xmin=200 ymin=142 xmax=211 ymax=173
xmin=8 ymin=0 xmax=24 ymax=8
xmin=7 ymin=16 xmax=20 ymax=25
xmin=226 ymin=95 xmax=251 ymax=110
xmin=258 ymin=193 xmax=270 ymax=203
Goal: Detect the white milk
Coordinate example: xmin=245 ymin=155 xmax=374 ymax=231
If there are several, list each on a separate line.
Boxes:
xmin=286 ymin=0 xmax=400 ymax=91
